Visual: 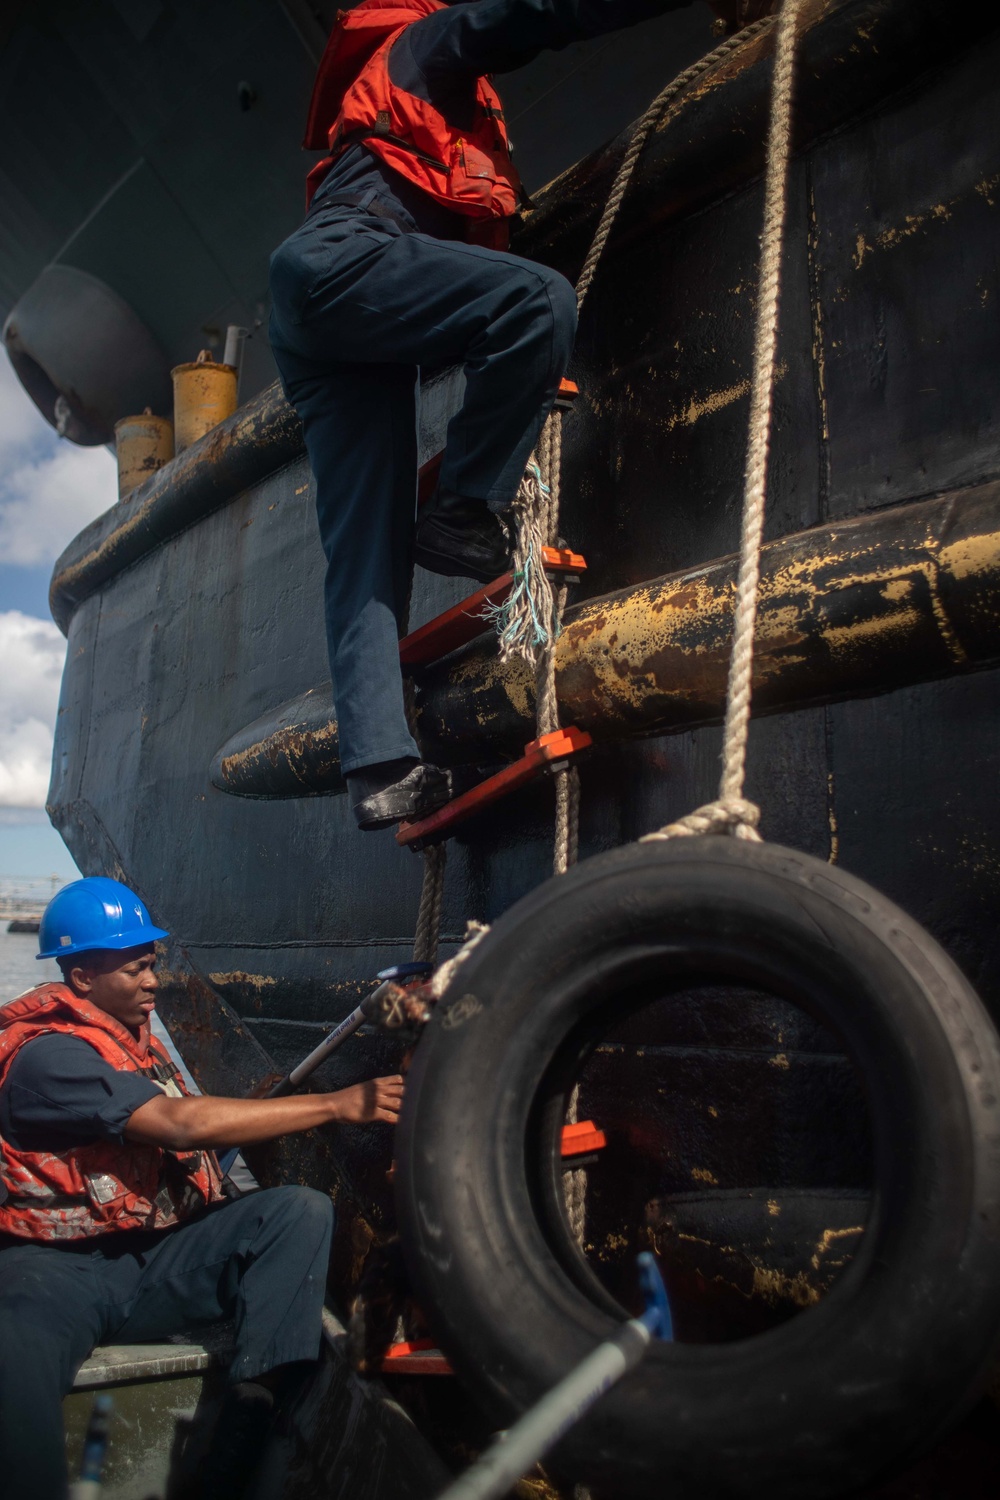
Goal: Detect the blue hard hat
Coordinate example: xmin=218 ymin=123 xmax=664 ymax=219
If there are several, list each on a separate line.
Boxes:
xmin=37 ymin=877 xmax=168 ymax=961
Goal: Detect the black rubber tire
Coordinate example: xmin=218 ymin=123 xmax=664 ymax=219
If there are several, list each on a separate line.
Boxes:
xmin=395 ymin=839 xmax=1000 ymax=1499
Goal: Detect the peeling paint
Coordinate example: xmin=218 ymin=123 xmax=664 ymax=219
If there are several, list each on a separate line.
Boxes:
xmin=811 ymin=1224 xmax=864 ymax=1271
xmin=207 ymin=970 xmax=277 ymax=989
xmin=751 ymin=1265 xmax=821 ymax=1309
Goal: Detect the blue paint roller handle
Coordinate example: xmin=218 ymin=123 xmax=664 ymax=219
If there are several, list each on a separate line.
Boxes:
xmin=435 ymin=1253 xmax=672 ymax=1500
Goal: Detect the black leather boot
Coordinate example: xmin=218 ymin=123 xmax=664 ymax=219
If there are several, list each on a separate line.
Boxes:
xmin=414 ymin=489 xmax=511 ymax=584
xmin=348 ymin=760 xmax=453 ymax=831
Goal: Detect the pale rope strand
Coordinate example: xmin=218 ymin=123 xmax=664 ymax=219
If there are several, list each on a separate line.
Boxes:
xmin=719 ymin=0 xmax=801 ymax=805
xmin=539 ymin=415 xmax=555 ymax=541
xmin=494 ymin=462 xmax=555 ymax=667
xmin=644 ymin=0 xmax=803 ymax=845
xmin=429 ymin=919 xmax=490 ymax=999
xmin=539 ymin=408 xmax=577 ymax=873
xmin=553 ymin=767 xmax=572 ymax=877
xmin=545 ymin=408 xmax=563 ymax=545
xmin=564 ymin=1083 xmax=587 ymax=1247
xmin=565 ymin=764 xmax=581 ymax=867
xmin=413 ymin=843 xmax=447 ymax=965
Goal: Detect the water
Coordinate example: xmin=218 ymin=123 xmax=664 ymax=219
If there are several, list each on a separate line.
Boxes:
xmin=0 ymin=928 xmax=60 ymax=1004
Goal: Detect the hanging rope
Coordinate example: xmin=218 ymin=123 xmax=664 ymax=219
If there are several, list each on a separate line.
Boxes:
xmin=412 ymin=7 xmax=793 ymax=950
xmin=413 ymin=842 xmax=447 ymax=965
xmin=428 ymin=918 xmax=491 ymax=999
xmin=496 ymin=13 xmax=779 ymax=877
xmin=643 ymin=0 xmax=803 ymax=846
xmin=564 ymin=1081 xmax=588 ymax=1247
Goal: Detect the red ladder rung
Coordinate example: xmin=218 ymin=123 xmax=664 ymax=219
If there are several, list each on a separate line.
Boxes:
xmin=399 ymin=548 xmax=587 ymax=670
xmin=397 ymin=727 xmax=592 ymax=850
xmin=400 ymin=573 xmax=513 ymax=669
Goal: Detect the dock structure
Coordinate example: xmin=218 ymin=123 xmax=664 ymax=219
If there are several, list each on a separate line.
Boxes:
xmin=0 ymin=876 xmax=63 ymax=928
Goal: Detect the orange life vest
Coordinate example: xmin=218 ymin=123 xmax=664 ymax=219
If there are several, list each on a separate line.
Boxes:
xmin=0 ymin=984 xmax=224 ymax=1243
xmin=302 ymin=0 xmax=522 ymax=245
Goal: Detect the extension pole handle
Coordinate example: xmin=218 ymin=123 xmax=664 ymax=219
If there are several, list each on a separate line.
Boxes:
xmin=265 ymin=978 xmax=398 ymax=1098
xmin=434 ymin=1320 xmax=651 ymax=1500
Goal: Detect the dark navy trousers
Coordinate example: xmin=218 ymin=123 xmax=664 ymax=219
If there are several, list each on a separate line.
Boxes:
xmin=0 ymin=1185 xmax=334 ymax=1500
xmin=269 ymin=199 xmax=577 ymax=774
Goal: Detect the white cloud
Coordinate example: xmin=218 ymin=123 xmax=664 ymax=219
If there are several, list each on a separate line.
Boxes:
xmin=0 ymin=610 xmax=65 ymax=807
xmin=0 ymin=443 xmax=117 ymax=567
xmin=0 ymin=352 xmax=115 ymax=569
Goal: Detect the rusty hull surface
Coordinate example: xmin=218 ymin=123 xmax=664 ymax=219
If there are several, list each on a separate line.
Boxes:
xmin=46 ymin=4 xmax=1000 ymax=1491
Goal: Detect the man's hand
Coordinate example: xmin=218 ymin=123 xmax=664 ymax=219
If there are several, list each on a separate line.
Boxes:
xmin=330 ymin=1075 xmax=404 ymax=1125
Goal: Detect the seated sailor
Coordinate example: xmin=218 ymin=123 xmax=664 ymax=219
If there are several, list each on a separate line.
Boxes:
xmin=269 ymin=0 xmax=692 ymax=832
xmin=0 ymin=877 xmax=403 ymax=1500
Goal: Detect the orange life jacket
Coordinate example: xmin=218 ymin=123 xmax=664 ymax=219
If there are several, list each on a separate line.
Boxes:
xmin=302 ymin=0 xmax=522 ymax=246
xmin=0 ymin=984 xmax=225 ymax=1243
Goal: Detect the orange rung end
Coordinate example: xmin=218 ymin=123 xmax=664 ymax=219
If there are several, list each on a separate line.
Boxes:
xmin=381 ymin=1339 xmax=454 ymax=1375
xmin=400 ymin=572 xmax=513 ymax=669
xmin=397 ymin=726 xmax=592 ymax=850
xmin=400 ymin=551 xmax=587 ymax=671
xmin=555 ymin=378 xmax=580 ymax=409
xmin=560 ymin=1120 xmax=607 ymax=1157
xmin=541 ymin=545 xmax=587 ymax=575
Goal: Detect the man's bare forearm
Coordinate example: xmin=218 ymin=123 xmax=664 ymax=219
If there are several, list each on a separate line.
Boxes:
xmin=125 ymin=1076 xmax=404 ymax=1150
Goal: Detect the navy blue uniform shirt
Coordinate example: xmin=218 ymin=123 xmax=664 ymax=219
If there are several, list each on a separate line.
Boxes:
xmin=0 ymin=1035 xmax=161 ymax=1155
xmin=313 ymin=0 xmax=689 ymax=230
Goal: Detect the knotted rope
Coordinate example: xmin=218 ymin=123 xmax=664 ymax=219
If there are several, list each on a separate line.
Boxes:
xmin=643 ymin=0 xmax=803 ymax=845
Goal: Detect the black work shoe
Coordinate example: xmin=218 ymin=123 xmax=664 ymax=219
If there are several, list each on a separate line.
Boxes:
xmin=414 ymin=489 xmax=511 ymax=584
xmin=351 ymin=761 xmax=453 ymax=831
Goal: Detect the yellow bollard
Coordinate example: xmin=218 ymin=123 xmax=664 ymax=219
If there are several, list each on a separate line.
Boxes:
xmin=171 ymin=349 xmax=238 ymax=453
xmin=114 ymin=408 xmax=175 ymax=500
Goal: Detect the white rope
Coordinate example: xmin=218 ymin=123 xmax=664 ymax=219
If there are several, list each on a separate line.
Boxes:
xmin=648 ymin=0 xmax=804 ymax=843
xmin=493 ymin=13 xmax=782 ymax=877
xmin=563 ymin=1082 xmax=587 ymax=1247
xmin=429 ymin=919 xmax=490 ymax=999
xmin=413 ymin=843 xmax=447 ymax=965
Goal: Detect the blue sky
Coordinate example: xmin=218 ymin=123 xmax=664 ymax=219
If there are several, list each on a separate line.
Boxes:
xmin=0 ymin=354 xmax=117 ymax=883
